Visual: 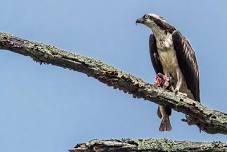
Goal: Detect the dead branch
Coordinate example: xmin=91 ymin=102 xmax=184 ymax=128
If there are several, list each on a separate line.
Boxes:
xmin=0 ymin=32 xmax=227 ymax=134
xmin=70 ymin=139 xmax=227 ymax=152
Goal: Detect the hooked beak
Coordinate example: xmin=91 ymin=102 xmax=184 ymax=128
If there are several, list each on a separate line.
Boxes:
xmin=136 ymin=18 xmax=144 ymax=24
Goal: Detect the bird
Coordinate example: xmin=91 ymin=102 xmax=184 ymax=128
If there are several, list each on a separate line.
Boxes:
xmin=136 ymin=13 xmax=200 ymax=131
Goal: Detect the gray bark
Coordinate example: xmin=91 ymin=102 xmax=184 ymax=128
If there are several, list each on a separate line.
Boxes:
xmin=70 ymin=139 xmax=227 ymax=152
xmin=0 ymin=32 xmax=227 ymax=134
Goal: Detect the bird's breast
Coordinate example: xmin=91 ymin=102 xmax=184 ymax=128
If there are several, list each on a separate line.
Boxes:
xmin=158 ymin=47 xmax=179 ymax=77
xmin=157 ymin=47 xmax=194 ymax=99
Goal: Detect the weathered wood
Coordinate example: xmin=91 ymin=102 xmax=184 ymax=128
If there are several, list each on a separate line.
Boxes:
xmin=70 ymin=139 xmax=227 ymax=152
xmin=0 ymin=32 xmax=227 ymax=134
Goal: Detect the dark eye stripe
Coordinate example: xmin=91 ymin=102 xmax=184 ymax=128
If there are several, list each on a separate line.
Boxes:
xmin=150 ymin=16 xmax=176 ymax=33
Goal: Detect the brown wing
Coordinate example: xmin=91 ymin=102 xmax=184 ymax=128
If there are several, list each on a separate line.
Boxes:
xmin=172 ymin=31 xmax=200 ymax=102
xmin=149 ymin=34 xmax=163 ymax=74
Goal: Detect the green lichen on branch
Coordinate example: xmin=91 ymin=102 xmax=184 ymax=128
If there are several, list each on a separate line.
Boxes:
xmin=1 ymin=32 xmax=227 ymax=134
xmin=71 ymin=139 xmax=227 ymax=152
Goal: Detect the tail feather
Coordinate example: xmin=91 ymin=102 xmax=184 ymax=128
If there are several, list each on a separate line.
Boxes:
xmin=159 ymin=116 xmax=172 ymax=131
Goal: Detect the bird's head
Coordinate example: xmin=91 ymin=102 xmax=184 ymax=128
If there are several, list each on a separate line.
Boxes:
xmin=136 ymin=13 xmax=175 ymax=34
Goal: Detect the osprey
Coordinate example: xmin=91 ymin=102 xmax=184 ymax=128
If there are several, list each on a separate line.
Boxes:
xmin=136 ymin=14 xmax=200 ymax=131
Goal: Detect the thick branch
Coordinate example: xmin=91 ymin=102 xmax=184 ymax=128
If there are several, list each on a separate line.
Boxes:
xmin=0 ymin=32 xmax=227 ymax=134
xmin=70 ymin=139 xmax=227 ymax=152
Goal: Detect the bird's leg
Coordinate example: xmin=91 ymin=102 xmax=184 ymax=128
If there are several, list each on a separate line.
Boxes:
xmin=155 ymin=73 xmax=173 ymax=132
xmin=174 ymin=70 xmax=183 ymax=94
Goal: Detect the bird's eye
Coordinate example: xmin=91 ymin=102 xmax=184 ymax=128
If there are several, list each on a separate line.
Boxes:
xmin=144 ymin=15 xmax=149 ymax=19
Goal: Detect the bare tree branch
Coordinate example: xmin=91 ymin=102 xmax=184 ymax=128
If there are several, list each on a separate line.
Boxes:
xmin=0 ymin=32 xmax=227 ymax=134
xmin=70 ymin=139 xmax=227 ymax=152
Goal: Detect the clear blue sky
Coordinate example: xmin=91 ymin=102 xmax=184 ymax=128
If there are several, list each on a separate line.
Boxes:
xmin=0 ymin=0 xmax=227 ymax=152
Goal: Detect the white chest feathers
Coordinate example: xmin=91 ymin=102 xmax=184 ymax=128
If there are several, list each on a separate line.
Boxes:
xmin=156 ymin=33 xmax=173 ymax=49
xmin=155 ymin=33 xmax=179 ymax=77
xmin=158 ymin=48 xmax=179 ymax=76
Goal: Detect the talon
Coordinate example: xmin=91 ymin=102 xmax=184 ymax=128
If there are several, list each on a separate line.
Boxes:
xmin=174 ymin=89 xmax=179 ymax=95
xmin=177 ymin=92 xmax=188 ymax=97
xmin=169 ymin=86 xmax=175 ymax=92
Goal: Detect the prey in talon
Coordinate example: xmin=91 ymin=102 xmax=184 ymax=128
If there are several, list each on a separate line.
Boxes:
xmin=136 ymin=13 xmax=200 ymax=131
xmin=154 ymin=73 xmax=174 ymax=91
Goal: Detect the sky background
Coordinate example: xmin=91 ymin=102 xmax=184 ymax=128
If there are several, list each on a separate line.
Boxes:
xmin=0 ymin=0 xmax=227 ymax=152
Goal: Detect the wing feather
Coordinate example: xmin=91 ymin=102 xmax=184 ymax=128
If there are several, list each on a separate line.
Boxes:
xmin=172 ymin=31 xmax=200 ymax=102
xmin=149 ymin=34 xmax=163 ymax=74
